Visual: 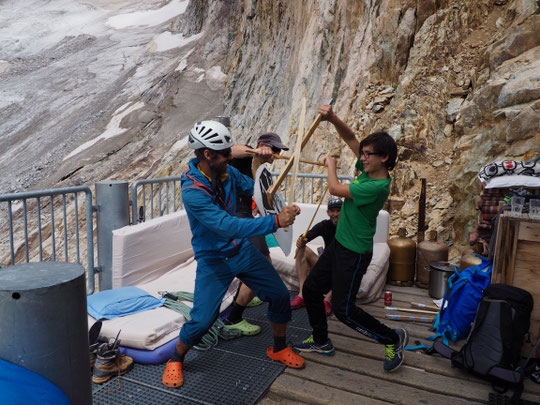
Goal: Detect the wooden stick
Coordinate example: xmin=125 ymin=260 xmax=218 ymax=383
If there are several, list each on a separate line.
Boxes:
xmin=245 ymin=149 xmax=327 ymax=167
xmin=410 ymin=302 xmax=440 ymax=312
xmin=302 ymin=186 xmax=328 ymax=239
xmin=385 ymin=314 xmax=435 ymax=323
xmin=385 ymin=306 xmax=439 ymax=315
xmin=288 ymin=97 xmax=306 ymax=207
xmin=267 ymin=98 xmax=333 ymax=205
xmin=294 ymin=186 xmax=328 ymax=259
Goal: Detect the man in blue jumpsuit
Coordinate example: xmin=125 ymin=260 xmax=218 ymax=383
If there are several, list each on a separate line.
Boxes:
xmin=162 ymin=120 xmax=305 ymax=388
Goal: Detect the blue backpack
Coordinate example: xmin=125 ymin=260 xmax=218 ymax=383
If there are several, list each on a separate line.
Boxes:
xmin=431 ymin=257 xmax=492 ymax=345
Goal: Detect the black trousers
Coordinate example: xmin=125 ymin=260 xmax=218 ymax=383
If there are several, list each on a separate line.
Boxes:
xmin=302 ymin=239 xmax=397 ymax=345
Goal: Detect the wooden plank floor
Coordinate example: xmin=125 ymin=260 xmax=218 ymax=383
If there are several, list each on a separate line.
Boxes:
xmin=261 ymin=285 xmax=540 ymax=405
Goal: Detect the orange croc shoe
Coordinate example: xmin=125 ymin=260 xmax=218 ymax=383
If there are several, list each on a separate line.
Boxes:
xmin=266 ymin=347 xmax=305 ymax=369
xmin=162 ymin=360 xmax=183 ymax=388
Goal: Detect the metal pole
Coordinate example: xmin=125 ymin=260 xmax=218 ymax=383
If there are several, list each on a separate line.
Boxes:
xmin=95 ymin=181 xmax=129 ymax=291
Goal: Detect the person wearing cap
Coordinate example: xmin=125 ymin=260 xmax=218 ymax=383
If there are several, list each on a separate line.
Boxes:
xmin=162 ymin=121 xmax=305 ymax=389
xmin=219 ymin=133 xmax=289 ymax=336
xmin=291 ymin=198 xmax=342 ymax=316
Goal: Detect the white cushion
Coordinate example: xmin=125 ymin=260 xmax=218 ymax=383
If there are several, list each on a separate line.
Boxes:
xmin=357 ymin=242 xmax=391 ymax=303
xmin=280 ymin=204 xmax=389 ymax=256
xmin=112 ymin=211 xmax=193 ymax=289
xmin=270 ymin=209 xmax=390 ymax=303
xmin=485 ymin=174 xmax=540 ymax=189
xmin=88 ymin=307 xmax=182 ymax=351
xmin=270 ymin=242 xmax=389 ymax=303
xmin=101 ymin=212 xmax=240 ymax=350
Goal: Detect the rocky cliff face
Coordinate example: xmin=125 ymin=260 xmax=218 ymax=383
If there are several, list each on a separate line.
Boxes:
xmin=217 ymin=0 xmax=539 ymax=256
xmin=2 ymin=0 xmax=539 ymax=265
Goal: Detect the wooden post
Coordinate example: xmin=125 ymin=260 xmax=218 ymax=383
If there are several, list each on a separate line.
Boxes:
xmin=417 ymin=178 xmax=427 ymax=243
xmin=288 ymin=98 xmax=306 ymax=206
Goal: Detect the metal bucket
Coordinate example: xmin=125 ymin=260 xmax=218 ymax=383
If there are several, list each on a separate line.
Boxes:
xmin=428 ymin=261 xmax=454 ymax=299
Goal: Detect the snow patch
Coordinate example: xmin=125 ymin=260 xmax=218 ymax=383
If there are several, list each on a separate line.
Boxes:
xmin=63 ymin=101 xmax=145 ymax=160
xmin=0 ymin=60 xmax=10 ymax=74
xmin=107 ymin=0 xmax=189 ymax=29
xmin=206 ymin=66 xmax=227 ymax=82
xmin=0 ymin=1 xmax=105 ymax=57
xmin=152 ymin=31 xmax=203 ymax=52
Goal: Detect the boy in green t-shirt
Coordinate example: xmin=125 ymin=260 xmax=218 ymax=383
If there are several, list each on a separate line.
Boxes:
xmin=293 ymin=104 xmax=408 ymax=373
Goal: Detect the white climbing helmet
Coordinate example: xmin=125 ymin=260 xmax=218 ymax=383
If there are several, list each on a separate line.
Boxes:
xmin=188 ymin=120 xmax=234 ymax=150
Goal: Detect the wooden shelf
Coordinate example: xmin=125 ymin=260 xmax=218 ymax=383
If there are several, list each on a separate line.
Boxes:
xmin=493 ymin=212 xmax=540 ymax=356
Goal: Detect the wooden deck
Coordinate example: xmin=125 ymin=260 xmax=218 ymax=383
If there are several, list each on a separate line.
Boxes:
xmin=260 ymin=285 xmax=540 ymax=405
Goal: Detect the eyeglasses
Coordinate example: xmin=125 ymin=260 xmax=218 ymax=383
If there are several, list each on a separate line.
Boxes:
xmin=360 ymin=151 xmax=381 ymax=158
xmin=216 ymin=147 xmax=232 ymax=157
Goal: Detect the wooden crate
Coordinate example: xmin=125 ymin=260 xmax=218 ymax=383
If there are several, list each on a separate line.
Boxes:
xmin=493 ymin=212 xmax=540 ymax=357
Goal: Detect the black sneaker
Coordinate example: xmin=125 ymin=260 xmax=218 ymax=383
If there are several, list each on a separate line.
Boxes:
xmin=383 ymin=328 xmax=409 ymax=372
xmin=292 ymin=335 xmax=335 ymax=356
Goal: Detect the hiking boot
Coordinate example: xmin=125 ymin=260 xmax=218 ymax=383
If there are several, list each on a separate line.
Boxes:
xmin=89 ymin=343 xmax=99 ymax=372
xmin=88 ymin=320 xmax=102 ymax=373
xmin=92 ymin=341 xmax=134 ymax=384
xmin=290 ymin=295 xmax=305 ymax=310
xmin=383 ymin=328 xmax=409 ymax=372
xmin=292 ymin=335 xmax=335 ymax=356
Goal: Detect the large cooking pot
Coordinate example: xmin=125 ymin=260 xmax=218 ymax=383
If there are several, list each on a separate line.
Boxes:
xmin=428 ymin=261 xmax=455 ymax=299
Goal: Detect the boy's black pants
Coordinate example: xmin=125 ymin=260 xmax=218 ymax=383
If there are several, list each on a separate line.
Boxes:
xmin=302 ymin=240 xmax=397 ymax=345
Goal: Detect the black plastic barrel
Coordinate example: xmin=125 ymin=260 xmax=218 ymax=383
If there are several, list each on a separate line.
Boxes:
xmin=0 ymin=262 xmax=91 ymax=404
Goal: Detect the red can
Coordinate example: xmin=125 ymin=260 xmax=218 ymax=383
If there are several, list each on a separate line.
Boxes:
xmin=384 ymin=291 xmax=392 ymax=306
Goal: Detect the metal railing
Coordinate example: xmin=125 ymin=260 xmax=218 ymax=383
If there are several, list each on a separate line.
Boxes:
xmin=0 ymin=186 xmax=97 ymax=294
xmin=130 ymin=172 xmax=354 ymax=224
xmin=0 ymin=172 xmax=353 ymax=293
xmin=271 ymin=172 xmax=354 ymax=203
xmin=130 ymin=176 xmax=183 ymax=224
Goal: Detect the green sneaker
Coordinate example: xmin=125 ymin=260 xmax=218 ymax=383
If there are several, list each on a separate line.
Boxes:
xmin=383 ymin=328 xmax=409 ymax=372
xmin=224 ymin=319 xmax=261 ymax=336
xmin=247 ymin=297 xmax=263 ymax=307
xmin=292 ymin=335 xmax=335 ymax=356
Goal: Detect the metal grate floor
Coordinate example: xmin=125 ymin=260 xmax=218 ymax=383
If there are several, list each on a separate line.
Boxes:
xmin=92 ymin=292 xmax=310 ymax=405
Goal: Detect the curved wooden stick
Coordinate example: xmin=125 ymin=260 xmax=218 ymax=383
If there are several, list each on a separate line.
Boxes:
xmin=302 ymin=186 xmax=328 ymax=239
xmin=267 ymin=98 xmax=333 ymax=205
xmin=245 ymin=149 xmax=327 ymax=167
xmin=294 ymin=186 xmax=328 ymax=259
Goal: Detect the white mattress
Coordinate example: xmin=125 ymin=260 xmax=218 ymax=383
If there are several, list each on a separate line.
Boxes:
xmin=112 ymin=211 xmax=194 ymax=289
xmin=94 ymin=212 xmax=240 ymax=350
xmin=90 ymin=256 xmax=240 ymax=350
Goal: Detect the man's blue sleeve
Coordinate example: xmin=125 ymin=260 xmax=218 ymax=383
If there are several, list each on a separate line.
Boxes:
xmin=232 ymin=167 xmax=254 ymax=196
xmin=182 ymin=186 xmax=277 ymax=238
